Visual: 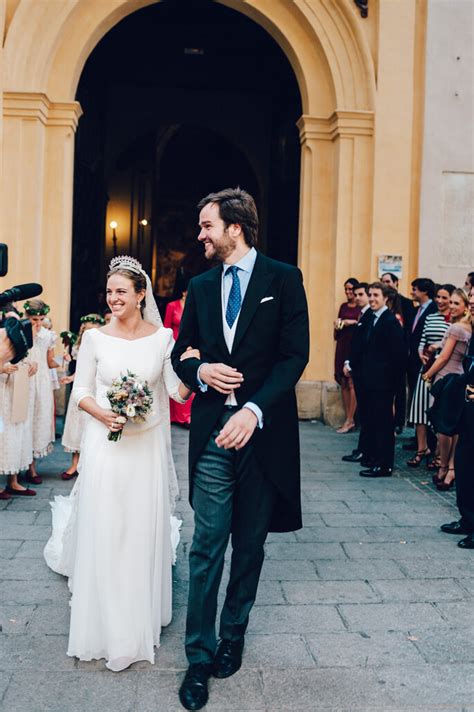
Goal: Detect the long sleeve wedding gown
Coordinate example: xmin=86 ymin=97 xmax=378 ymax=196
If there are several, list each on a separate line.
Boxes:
xmin=44 ymin=327 xmax=185 ymax=671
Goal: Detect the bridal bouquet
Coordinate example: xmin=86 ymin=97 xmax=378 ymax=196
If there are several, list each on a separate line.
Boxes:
xmin=106 ymin=371 xmax=154 ymax=442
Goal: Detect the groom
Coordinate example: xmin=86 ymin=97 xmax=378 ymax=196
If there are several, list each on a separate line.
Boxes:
xmin=171 ymin=187 xmax=309 ymax=710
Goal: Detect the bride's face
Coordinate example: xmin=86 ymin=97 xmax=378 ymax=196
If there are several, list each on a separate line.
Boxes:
xmin=106 ymin=274 xmax=144 ymax=320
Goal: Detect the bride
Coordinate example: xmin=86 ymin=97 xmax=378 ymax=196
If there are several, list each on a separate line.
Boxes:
xmin=44 ymin=256 xmax=196 ymax=672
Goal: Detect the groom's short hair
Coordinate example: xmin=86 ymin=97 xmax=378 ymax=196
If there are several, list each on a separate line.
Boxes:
xmin=197 ymin=187 xmax=258 ymax=247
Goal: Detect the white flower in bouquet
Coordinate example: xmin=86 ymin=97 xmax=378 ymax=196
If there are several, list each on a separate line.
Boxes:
xmin=106 ymin=370 xmax=153 ymax=442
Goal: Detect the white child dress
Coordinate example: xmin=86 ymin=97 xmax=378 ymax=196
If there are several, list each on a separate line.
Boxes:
xmin=44 ymin=326 xmax=185 ymax=671
xmin=0 ymin=361 xmax=34 ymax=475
xmin=30 ymin=326 xmax=56 ymax=458
xmin=62 ymin=343 xmax=87 ymax=453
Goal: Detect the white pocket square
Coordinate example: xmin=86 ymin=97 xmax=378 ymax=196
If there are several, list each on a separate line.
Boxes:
xmin=260 ymin=296 xmax=274 ymax=303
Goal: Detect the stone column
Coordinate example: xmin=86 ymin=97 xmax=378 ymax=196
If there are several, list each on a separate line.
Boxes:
xmin=2 ymin=92 xmax=81 ymax=330
xmin=296 ymin=111 xmax=374 ymax=421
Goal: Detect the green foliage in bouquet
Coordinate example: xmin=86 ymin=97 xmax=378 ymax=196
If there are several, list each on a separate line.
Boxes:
xmin=106 ymin=370 xmax=154 ymax=442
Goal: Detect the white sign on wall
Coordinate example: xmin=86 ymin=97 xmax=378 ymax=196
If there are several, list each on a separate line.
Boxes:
xmin=378 ymin=254 xmax=403 ymax=279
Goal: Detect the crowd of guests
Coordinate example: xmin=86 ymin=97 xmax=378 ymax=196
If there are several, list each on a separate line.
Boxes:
xmin=2 ymin=272 xmax=472 ymax=549
xmin=336 ymin=271 xmax=474 ymax=549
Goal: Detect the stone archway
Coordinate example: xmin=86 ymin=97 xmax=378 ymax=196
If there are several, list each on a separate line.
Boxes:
xmin=2 ymin=0 xmax=375 ymax=388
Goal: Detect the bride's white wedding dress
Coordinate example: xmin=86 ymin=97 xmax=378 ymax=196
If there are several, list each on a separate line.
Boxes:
xmin=44 ymin=327 xmax=185 ymax=672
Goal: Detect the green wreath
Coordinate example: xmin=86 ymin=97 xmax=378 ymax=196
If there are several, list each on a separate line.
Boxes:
xmin=80 ymin=314 xmax=105 ymax=325
xmin=23 ymin=300 xmax=50 ymax=316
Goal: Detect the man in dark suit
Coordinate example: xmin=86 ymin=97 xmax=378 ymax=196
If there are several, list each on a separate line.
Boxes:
xmin=171 ymin=188 xmax=309 ymax=710
xmin=441 ymin=285 xmax=474 ymax=549
xmin=407 ymin=278 xmax=437 ymax=399
xmin=341 ymin=282 xmax=372 ymax=465
xmin=359 ymin=282 xmax=406 ymax=478
xmin=380 ymin=272 xmax=415 ymax=433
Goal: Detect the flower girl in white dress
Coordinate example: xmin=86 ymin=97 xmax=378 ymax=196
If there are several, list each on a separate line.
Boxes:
xmin=24 ymin=299 xmax=58 ymax=485
xmin=60 ymin=314 xmax=104 ymax=480
xmin=44 ymin=257 xmax=196 ymax=672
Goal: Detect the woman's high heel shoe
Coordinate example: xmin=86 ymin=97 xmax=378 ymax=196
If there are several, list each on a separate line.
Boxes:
xmin=433 ymin=464 xmax=449 ymax=486
xmin=436 ymin=468 xmax=455 ymax=491
xmin=427 ymin=455 xmax=441 ymax=472
xmin=336 ymin=421 xmax=355 ymax=434
xmin=407 ymin=448 xmax=430 ymax=468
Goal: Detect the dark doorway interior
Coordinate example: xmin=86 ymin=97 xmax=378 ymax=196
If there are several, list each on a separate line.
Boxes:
xmin=71 ymin=0 xmax=302 ymax=325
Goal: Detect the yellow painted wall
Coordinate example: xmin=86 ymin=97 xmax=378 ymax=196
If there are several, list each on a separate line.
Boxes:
xmin=0 ymin=0 xmax=426 ymax=395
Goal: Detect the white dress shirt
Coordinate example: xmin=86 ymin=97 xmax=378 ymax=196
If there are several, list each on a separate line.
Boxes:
xmin=372 ymin=304 xmax=388 ymax=325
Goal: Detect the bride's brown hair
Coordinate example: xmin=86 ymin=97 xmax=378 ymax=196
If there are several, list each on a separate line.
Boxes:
xmin=106 ymin=268 xmax=147 ymax=314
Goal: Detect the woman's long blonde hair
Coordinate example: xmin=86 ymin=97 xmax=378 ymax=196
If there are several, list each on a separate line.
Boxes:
xmin=451 ymin=288 xmax=472 ymax=325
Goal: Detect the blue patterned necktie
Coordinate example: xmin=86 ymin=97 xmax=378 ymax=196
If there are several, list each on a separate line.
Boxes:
xmin=225 ymin=265 xmax=241 ymax=328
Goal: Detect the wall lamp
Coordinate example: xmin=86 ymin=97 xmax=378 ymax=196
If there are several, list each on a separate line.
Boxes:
xmin=109 ymin=220 xmax=118 ymax=255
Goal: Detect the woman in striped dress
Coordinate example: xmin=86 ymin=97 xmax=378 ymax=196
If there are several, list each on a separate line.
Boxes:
xmin=406 ymin=284 xmax=455 ymax=467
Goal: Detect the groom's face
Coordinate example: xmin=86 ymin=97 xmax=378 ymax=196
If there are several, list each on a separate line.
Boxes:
xmin=198 ymin=202 xmax=238 ymax=262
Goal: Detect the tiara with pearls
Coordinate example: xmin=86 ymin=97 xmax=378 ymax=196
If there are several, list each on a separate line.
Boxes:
xmin=109 ymin=255 xmax=143 ymax=274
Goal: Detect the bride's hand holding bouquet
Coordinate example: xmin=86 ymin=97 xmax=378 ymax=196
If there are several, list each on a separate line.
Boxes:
xmin=106 ymin=371 xmax=154 ymax=441
xmin=103 ymin=348 xmax=199 ymax=440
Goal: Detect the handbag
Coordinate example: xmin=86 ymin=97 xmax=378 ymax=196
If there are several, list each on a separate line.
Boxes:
xmin=428 ymin=372 xmax=467 ymax=435
xmin=421 ymin=345 xmax=436 ymax=374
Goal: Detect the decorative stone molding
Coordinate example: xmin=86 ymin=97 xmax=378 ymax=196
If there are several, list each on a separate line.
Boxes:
xmin=3 ymin=92 xmax=82 ymax=130
xmin=297 ymin=111 xmax=374 ymax=143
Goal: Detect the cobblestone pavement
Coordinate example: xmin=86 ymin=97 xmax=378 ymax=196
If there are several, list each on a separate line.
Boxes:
xmin=1 ymin=421 xmax=473 ymax=711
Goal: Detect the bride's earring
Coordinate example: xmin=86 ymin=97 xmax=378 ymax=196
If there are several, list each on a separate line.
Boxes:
xmin=137 ymin=302 xmax=141 ymax=309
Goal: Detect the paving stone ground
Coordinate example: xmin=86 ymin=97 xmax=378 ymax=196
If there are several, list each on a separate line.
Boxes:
xmin=1 ymin=420 xmax=473 ymax=711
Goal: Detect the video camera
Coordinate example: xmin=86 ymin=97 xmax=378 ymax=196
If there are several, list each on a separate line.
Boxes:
xmin=0 ymin=244 xmax=43 ymax=364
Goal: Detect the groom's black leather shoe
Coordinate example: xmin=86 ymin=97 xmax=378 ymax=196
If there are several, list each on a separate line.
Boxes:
xmin=212 ymin=638 xmax=245 ymax=678
xmin=179 ymin=663 xmax=212 ymax=711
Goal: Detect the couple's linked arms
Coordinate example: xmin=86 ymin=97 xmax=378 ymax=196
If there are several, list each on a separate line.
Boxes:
xmin=72 ymin=329 xmax=199 ymax=435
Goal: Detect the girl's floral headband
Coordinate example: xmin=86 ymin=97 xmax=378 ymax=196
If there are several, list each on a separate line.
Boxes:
xmin=24 ymin=300 xmax=50 ymax=316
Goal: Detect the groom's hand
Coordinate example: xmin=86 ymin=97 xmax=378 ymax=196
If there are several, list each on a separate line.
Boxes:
xmin=199 ymin=363 xmax=244 ymax=395
xmin=215 ymin=408 xmax=257 ymax=450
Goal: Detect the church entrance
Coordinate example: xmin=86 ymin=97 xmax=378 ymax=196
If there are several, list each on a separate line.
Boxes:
xmin=71 ymin=0 xmax=302 ymax=325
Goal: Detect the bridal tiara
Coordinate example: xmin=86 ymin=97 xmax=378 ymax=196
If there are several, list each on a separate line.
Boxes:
xmin=109 ymin=255 xmax=143 ymax=275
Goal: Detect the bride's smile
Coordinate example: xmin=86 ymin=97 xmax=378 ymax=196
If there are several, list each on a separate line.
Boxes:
xmin=106 ymin=274 xmax=144 ymax=321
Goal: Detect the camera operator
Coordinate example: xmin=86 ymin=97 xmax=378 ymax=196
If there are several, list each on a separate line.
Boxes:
xmin=0 ymin=244 xmax=41 ymax=366
xmin=0 ymin=302 xmax=22 ymax=368
xmin=0 ymin=328 xmax=15 ymax=367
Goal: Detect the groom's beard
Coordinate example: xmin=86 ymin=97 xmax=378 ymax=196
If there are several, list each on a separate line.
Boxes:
xmin=205 ymin=232 xmax=237 ymax=262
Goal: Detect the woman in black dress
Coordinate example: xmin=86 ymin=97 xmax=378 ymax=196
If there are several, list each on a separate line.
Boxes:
xmin=334 ymin=278 xmax=360 ymax=433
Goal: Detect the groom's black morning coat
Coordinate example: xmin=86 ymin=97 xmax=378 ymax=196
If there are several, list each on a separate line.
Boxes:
xmin=171 ymin=252 xmax=310 ymax=532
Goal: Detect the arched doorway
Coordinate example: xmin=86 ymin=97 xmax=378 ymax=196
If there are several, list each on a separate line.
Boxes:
xmin=70 ymin=0 xmax=302 ymax=324
xmin=3 ymin=0 xmax=376 ymax=387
